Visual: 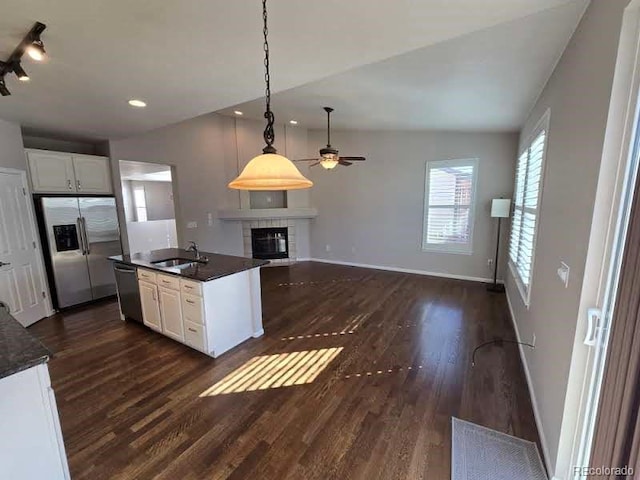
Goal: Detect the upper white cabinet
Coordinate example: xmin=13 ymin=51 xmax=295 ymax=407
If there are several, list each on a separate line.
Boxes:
xmin=26 ymin=150 xmax=112 ymax=194
xmin=72 ymin=155 xmax=112 ymax=193
xmin=26 ymin=151 xmax=75 ymax=193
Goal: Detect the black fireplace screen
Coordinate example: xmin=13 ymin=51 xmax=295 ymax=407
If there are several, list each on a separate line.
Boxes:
xmin=251 ymin=227 xmax=289 ymax=260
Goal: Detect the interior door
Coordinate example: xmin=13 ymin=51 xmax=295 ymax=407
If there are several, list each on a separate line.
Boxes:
xmin=78 ymin=197 xmax=121 ymax=300
xmin=0 ymin=170 xmax=49 ymax=326
xmin=42 ymin=197 xmax=92 ymax=308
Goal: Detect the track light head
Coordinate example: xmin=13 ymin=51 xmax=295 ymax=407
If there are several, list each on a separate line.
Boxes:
xmin=0 ymin=78 xmax=10 ymax=97
xmin=12 ymin=63 xmax=29 ymax=81
xmin=26 ymin=40 xmax=45 ymax=61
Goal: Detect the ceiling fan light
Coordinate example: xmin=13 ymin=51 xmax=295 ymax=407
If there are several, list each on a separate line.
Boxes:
xmin=320 ymin=159 xmax=339 ymax=170
xmin=229 ymin=153 xmax=313 ymax=190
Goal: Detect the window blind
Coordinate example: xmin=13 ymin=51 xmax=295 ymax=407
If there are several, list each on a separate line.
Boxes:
xmin=509 ymin=129 xmax=547 ymax=300
xmin=423 ymin=159 xmax=477 ymax=254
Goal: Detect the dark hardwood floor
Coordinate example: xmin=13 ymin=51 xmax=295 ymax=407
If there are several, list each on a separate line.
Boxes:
xmin=29 ymin=262 xmax=539 ymax=479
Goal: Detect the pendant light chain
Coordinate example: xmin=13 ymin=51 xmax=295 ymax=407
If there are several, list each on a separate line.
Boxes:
xmin=262 ymin=0 xmax=276 ymax=154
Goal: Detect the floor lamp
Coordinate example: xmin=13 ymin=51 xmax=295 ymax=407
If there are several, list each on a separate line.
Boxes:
xmin=487 ymin=198 xmax=511 ymax=293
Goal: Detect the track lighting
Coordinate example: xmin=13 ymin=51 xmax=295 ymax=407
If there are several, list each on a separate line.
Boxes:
xmin=13 ymin=63 xmax=29 ymax=82
xmin=0 ymin=78 xmax=10 ymax=97
xmin=26 ymin=40 xmax=46 ymax=62
xmin=0 ymin=22 xmax=47 ymax=97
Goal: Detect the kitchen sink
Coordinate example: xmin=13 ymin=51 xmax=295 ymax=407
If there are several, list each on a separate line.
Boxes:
xmin=152 ymin=258 xmax=207 ymax=269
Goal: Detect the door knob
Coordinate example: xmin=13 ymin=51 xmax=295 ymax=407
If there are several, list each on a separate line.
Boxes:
xmin=0 ymin=261 xmax=11 ymax=267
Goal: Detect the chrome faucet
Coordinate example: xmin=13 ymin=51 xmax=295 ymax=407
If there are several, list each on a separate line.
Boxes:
xmin=187 ymin=241 xmax=201 ymax=260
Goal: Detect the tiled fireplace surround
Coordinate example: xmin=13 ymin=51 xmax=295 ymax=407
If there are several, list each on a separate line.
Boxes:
xmin=242 ymin=219 xmax=298 ymax=265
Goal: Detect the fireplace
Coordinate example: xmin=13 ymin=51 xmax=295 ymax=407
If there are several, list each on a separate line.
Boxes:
xmin=251 ymin=227 xmax=289 ymax=260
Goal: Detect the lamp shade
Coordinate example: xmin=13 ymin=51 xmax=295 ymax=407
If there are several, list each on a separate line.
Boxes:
xmin=228 ymin=153 xmax=313 ymax=191
xmin=491 ymin=198 xmax=511 ymax=218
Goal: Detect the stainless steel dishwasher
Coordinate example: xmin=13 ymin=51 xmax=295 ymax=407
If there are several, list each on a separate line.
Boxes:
xmin=113 ymin=262 xmax=143 ymax=323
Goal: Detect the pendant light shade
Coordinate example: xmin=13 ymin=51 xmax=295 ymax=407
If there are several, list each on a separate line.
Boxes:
xmin=229 ymin=153 xmax=313 ymax=190
xmin=228 ymin=0 xmax=312 ymax=191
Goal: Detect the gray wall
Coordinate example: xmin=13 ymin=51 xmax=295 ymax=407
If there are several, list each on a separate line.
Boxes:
xmin=109 ymin=113 xmax=309 ymax=256
xmin=308 ymin=129 xmax=518 ymax=280
xmin=0 ymin=119 xmax=26 ymax=171
xmin=505 ymin=0 xmax=629 ymax=474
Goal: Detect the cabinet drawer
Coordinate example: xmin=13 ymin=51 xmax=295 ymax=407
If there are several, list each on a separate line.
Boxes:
xmin=137 ymin=269 xmax=157 ymax=283
xmin=182 ymin=293 xmax=204 ymax=325
xmin=180 ymin=278 xmax=202 ymax=296
xmin=157 ymin=273 xmax=180 ymax=290
xmin=184 ymin=320 xmax=207 ymax=352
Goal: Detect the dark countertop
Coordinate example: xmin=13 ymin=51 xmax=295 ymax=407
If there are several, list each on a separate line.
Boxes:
xmin=110 ymin=248 xmax=269 ymax=282
xmin=0 ymin=308 xmax=51 ymax=380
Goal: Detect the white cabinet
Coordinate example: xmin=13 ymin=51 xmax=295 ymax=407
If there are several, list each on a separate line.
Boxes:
xmin=72 ymin=155 xmax=112 ymax=193
xmin=158 ymin=286 xmax=184 ymax=341
xmin=26 ymin=150 xmax=112 ymax=194
xmin=130 ymin=266 xmax=264 ymax=358
xmin=0 ymin=364 xmax=70 ymax=480
xmin=26 ymin=151 xmax=75 ymax=193
xmin=139 ymin=280 xmax=162 ymax=332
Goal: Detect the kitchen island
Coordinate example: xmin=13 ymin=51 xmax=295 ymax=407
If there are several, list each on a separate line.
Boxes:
xmin=110 ymin=248 xmax=269 ymax=358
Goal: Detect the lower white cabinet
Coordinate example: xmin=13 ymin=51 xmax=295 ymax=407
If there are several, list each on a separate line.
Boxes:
xmin=134 ymin=267 xmax=263 ymax=358
xmin=158 ymin=286 xmax=184 ymax=341
xmin=0 ymin=363 xmax=70 ymax=480
xmin=139 ymin=280 xmax=162 ymax=332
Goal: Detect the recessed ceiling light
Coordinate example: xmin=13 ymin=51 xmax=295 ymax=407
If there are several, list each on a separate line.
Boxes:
xmin=289 ymin=120 xmax=298 ymax=125
xmin=234 ymin=110 xmax=243 ymax=115
xmin=128 ymin=99 xmax=147 ymax=108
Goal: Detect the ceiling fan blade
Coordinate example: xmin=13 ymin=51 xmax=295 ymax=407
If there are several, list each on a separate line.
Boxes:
xmin=293 ymin=158 xmax=320 ymax=162
xmin=338 ymin=160 xmax=353 ymax=166
xmin=309 ymin=161 xmax=320 ymax=167
xmin=339 ymin=156 xmax=366 ymax=161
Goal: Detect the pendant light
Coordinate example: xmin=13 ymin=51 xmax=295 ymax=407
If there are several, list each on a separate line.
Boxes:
xmin=228 ymin=0 xmax=313 ymax=191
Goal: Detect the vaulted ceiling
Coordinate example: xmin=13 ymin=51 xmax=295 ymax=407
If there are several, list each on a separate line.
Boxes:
xmin=0 ymin=0 xmax=587 ymax=139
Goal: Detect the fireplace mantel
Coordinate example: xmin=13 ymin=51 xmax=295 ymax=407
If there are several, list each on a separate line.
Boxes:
xmin=218 ymin=208 xmax=318 ymax=221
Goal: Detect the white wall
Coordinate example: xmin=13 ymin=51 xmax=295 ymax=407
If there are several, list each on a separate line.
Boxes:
xmin=0 ymin=119 xmax=27 ymax=171
xmin=308 ymin=129 xmax=517 ymax=281
xmin=126 ymin=219 xmax=178 ymax=254
xmin=504 ymin=0 xmax=630 ymax=476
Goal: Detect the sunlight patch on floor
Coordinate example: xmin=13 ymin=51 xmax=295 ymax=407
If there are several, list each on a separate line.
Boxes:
xmin=281 ymin=313 xmax=371 ymax=340
xmin=199 ymin=347 xmax=344 ymax=396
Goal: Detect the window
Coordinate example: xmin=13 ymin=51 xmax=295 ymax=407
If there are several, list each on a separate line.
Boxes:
xmin=422 ymin=158 xmax=478 ymax=254
xmin=509 ymin=111 xmax=549 ymax=304
xmin=133 ymin=185 xmax=148 ymax=222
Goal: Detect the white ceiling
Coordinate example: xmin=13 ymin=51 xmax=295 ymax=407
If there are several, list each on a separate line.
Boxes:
xmin=0 ymin=0 xmax=586 ymax=140
xmin=119 ymin=160 xmax=172 ymax=182
xmin=223 ymin=0 xmax=588 ymax=132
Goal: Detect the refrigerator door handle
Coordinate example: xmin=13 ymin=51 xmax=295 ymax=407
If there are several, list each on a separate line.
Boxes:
xmin=76 ymin=217 xmax=86 ymax=255
xmin=80 ymin=217 xmax=90 ymax=255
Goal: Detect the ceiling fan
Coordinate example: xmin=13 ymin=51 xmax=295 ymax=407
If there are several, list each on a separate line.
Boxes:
xmin=295 ymin=107 xmax=366 ymax=170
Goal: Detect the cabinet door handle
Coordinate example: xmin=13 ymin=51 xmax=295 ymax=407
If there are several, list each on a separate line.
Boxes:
xmin=77 ymin=179 xmax=82 ymax=190
xmin=152 ymin=289 xmax=157 ymax=301
xmin=162 ymin=280 xmax=170 ymax=284
xmin=186 ymin=299 xmax=194 ymax=304
xmin=188 ymin=328 xmax=197 ymax=333
xmin=184 ymin=285 xmax=193 ymax=290
xmin=67 ymin=179 xmax=72 ymax=190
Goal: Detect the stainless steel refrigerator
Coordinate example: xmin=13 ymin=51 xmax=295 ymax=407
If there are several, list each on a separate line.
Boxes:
xmin=40 ymin=197 xmax=122 ymax=308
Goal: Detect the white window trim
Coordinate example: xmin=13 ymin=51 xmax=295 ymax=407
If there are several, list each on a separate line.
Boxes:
xmin=422 ymin=158 xmax=479 ymax=255
xmin=509 ymin=109 xmax=551 ymax=307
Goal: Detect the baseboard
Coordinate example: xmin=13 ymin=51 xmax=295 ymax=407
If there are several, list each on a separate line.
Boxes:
xmin=505 ymin=289 xmax=554 ymax=477
xmin=306 ymin=257 xmax=503 ymax=284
